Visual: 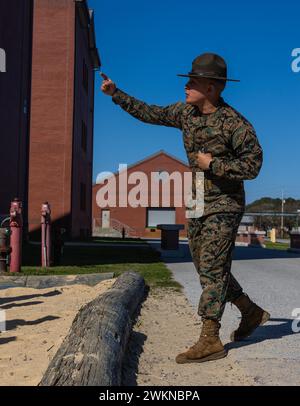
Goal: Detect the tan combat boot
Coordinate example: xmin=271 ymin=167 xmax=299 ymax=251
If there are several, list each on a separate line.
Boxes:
xmin=175 ymin=319 xmax=227 ymax=364
xmin=231 ymin=294 xmax=270 ymax=342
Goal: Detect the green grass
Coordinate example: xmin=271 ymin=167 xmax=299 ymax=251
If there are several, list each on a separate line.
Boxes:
xmin=264 ymin=241 xmax=290 ymax=250
xmin=17 ymin=242 xmax=182 ymax=290
xmin=70 ymin=236 xmax=145 ymax=244
xmin=91 ymin=239 xmax=146 ymax=244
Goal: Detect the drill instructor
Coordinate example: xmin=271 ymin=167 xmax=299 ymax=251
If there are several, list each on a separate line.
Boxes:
xmin=100 ymin=53 xmax=270 ymax=364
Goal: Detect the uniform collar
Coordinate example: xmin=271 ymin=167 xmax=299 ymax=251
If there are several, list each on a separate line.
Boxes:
xmin=192 ymin=97 xmax=225 ymax=117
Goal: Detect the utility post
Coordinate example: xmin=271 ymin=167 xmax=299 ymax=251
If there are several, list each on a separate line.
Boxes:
xmin=281 ymin=191 xmax=285 ymax=239
xmin=297 ymin=209 xmax=300 ymax=230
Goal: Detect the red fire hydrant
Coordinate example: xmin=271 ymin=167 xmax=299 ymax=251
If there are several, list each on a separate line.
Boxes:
xmin=41 ymin=202 xmax=52 ymax=267
xmin=9 ymin=198 xmax=23 ymax=273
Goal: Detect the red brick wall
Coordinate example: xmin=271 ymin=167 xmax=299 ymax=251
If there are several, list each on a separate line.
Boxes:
xmin=71 ymin=4 xmax=96 ymax=238
xmin=236 ymin=232 xmax=265 ymax=245
xmin=28 ymin=0 xmax=75 ymax=233
xmin=92 ymin=152 xmax=191 ymax=238
xmin=0 ymin=0 xmax=33 ymax=224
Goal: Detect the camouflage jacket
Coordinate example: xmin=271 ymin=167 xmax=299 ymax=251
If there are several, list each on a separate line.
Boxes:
xmin=112 ymin=88 xmax=263 ymax=217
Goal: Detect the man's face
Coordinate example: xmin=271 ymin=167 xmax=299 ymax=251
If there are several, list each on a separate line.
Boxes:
xmin=184 ymin=77 xmax=212 ymax=105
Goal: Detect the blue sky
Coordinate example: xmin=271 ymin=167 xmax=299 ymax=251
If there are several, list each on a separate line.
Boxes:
xmin=89 ymin=0 xmax=300 ymax=204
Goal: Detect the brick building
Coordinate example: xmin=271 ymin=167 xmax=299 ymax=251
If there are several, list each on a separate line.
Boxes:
xmin=236 ymin=215 xmax=266 ymax=246
xmin=0 ymin=0 xmax=100 ymax=239
xmin=0 ymin=0 xmax=33 ymax=225
xmin=92 ymin=151 xmax=192 ymax=238
xmin=92 ymin=150 xmax=266 ymax=245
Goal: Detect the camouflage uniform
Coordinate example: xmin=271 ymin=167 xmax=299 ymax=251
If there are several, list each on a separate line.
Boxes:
xmin=112 ymin=89 xmax=263 ymax=321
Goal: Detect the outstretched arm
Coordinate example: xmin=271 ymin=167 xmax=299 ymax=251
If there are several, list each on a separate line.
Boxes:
xmin=100 ymin=72 xmax=185 ymax=129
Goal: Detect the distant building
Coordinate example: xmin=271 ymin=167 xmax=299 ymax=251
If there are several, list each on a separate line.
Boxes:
xmin=93 ymin=152 xmax=267 ymax=245
xmin=239 ymin=215 xmax=256 ymax=232
xmin=0 ymin=0 xmax=100 ymax=238
xmin=236 ymin=215 xmax=266 ymax=246
xmin=92 ymin=151 xmax=191 ymax=238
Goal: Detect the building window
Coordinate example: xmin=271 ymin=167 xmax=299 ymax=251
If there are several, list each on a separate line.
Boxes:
xmin=82 ymin=60 xmax=88 ymax=93
xmin=81 ymin=121 xmax=87 ymax=152
xmin=80 ymin=183 xmax=86 ymax=212
xmin=146 ymin=208 xmax=176 ymax=227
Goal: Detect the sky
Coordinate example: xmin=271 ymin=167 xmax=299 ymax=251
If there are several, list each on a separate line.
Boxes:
xmin=89 ymin=0 xmax=300 ymax=204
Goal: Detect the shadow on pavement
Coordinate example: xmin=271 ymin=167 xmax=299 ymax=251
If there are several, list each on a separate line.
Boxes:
xmin=149 ymin=242 xmax=300 ymax=264
xmin=0 ymin=337 xmax=17 ymax=345
xmin=0 ymin=290 xmax=62 ymax=306
xmin=0 ymin=301 xmax=44 ymax=310
xmin=122 ymin=331 xmax=147 ymax=386
xmin=6 ymin=315 xmax=60 ymax=331
xmin=122 ymin=286 xmax=149 ymax=386
xmin=225 ymin=317 xmax=299 ymax=352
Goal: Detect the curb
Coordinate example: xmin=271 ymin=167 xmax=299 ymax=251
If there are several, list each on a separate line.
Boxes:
xmin=0 ymin=273 xmax=114 ymax=290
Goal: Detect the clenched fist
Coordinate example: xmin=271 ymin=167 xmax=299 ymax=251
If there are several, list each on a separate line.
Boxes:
xmin=197 ymin=151 xmax=213 ymax=171
xmin=100 ymin=72 xmax=117 ymax=96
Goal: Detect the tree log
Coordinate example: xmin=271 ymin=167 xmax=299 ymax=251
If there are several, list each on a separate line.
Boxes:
xmin=39 ymin=271 xmax=146 ymax=386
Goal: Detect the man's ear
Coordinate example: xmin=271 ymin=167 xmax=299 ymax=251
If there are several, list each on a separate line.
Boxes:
xmin=207 ymin=83 xmax=214 ymax=95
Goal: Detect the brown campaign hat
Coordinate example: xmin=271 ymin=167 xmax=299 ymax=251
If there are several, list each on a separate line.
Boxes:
xmin=177 ymin=53 xmax=240 ymax=82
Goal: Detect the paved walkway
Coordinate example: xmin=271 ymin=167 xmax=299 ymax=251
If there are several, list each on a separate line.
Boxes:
xmin=29 ymin=241 xmax=148 ymax=248
xmin=148 ymin=240 xmax=300 ymax=385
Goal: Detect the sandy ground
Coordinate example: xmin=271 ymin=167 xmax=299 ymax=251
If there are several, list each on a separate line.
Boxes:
xmin=123 ymin=289 xmax=256 ymax=386
xmin=0 ymin=279 xmax=115 ymax=386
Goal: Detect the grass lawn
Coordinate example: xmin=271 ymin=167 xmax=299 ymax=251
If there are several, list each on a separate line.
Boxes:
xmin=70 ymin=236 xmax=146 ymax=244
xmin=264 ymin=241 xmax=290 ymax=250
xmin=18 ymin=242 xmax=182 ymax=290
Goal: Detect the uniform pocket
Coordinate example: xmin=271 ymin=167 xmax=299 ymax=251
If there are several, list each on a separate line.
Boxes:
xmin=215 ymin=213 xmax=243 ymax=241
xmin=187 ymin=218 xmax=202 ymax=241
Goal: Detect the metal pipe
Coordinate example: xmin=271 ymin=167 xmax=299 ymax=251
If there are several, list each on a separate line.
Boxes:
xmin=9 ymin=198 xmax=23 ymax=273
xmin=41 ymin=202 xmax=52 ymax=268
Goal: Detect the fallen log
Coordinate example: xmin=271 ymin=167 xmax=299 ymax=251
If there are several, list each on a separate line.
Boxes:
xmin=39 ymin=271 xmax=146 ymax=386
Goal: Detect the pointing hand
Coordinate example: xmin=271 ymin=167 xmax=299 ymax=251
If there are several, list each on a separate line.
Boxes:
xmin=100 ymin=72 xmax=117 ymax=96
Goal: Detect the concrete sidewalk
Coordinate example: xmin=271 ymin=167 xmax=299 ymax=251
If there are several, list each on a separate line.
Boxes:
xmin=148 ymin=240 xmax=300 ymax=385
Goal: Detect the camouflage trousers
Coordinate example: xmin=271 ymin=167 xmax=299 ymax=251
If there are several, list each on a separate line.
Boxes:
xmin=188 ymin=212 xmax=244 ymax=321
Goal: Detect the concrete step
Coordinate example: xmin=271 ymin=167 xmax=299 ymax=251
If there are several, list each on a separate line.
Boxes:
xmin=93 ymin=228 xmax=122 ymax=238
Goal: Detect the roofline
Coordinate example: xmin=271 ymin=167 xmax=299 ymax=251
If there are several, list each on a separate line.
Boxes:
xmin=74 ymin=0 xmax=101 ymax=70
xmin=244 ymin=212 xmax=300 ymax=217
xmin=93 ymin=150 xmax=190 ymax=186
xmin=125 ymin=150 xmax=190 ymax=172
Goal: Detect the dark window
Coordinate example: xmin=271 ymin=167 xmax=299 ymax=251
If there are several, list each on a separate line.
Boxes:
xmin=81 ymin=121 xmax=87 ymax=152
xmin=80 ymin=183 xmax=86 ymax=212
xmin=83 ymin=60 xmax=88 ymax=93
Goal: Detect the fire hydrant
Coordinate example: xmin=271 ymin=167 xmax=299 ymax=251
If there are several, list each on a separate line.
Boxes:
xmin=0 ymin=227 xmax=11 ymax=272
xmin=9 ymin=198 xmax=23 ymax=273
xmin=41 ymin=202 xmax=52 ymax=267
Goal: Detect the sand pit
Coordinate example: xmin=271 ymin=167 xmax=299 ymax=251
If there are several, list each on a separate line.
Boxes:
xmin=1 ymin=282 xmax=255 ymax=387
xmin=122 ymin=289 xmax=254 ymax=386
xmin=0 ymin=279 xmax=115 ymax=386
